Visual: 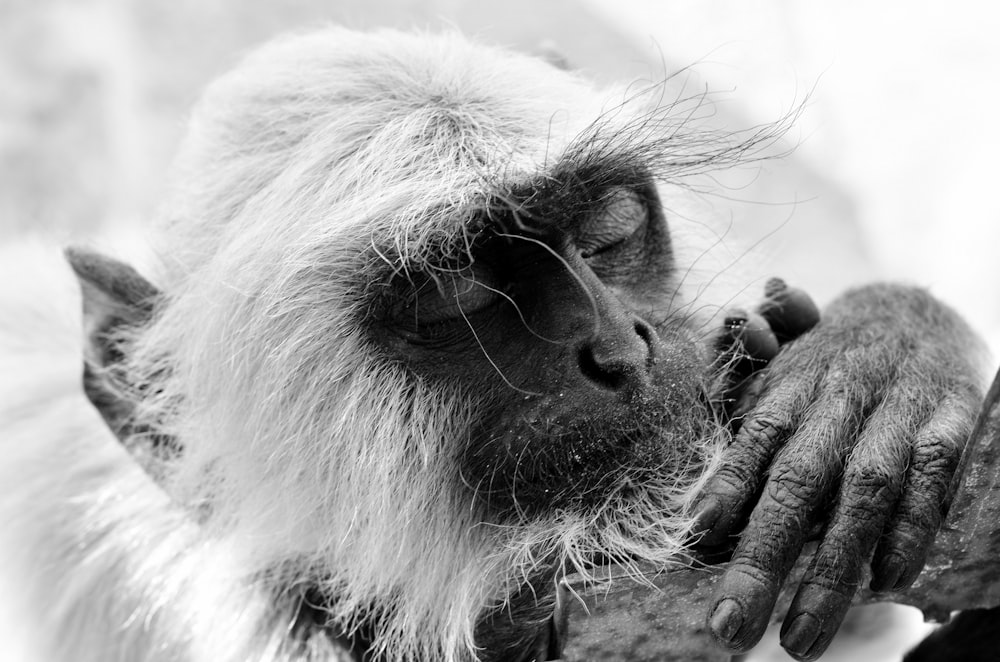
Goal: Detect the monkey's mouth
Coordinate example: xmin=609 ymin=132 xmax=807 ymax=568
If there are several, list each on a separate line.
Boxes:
xmin=464 ymin=391 xmax=714 ymax=520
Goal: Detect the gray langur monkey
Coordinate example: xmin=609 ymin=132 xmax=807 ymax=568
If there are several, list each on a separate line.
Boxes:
xmin=0 ymin=27 xmax=986 ymax=662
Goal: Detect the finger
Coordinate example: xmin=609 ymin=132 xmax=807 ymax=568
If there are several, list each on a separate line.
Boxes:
xmin=728 ymin=371 xmax=767 ymax=432
xmin=735 ymin=311 xmax=780 ymax=365
xmin=708 ymin=379 xmax=862 ymax=652
xmin=871 ymin=392 xmax=977 ymax=592
xmin=760 ymin=278 xmax=821 ymax=344
xmin=713 ymin=311 xmax=779 ymax=390
xmin=694 ymin=363 xmax=820 ymax=545
xmin=715 ymin=311 xmax=780 ymax=366
xmin=713 ymin=312 xmax=779 ymax=422
xmin=780 ymin=392 xmax=915 ymax=660
xmin=707 ymin=459 xmax=831 ymax=652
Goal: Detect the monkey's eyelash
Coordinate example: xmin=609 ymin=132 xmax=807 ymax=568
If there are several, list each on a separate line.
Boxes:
xmin=389 ymin=268 xmax=503 ymax=337
xmin=580 ymin=236 xmax=628 ymax=259
xmin=576 ymin=188 xmax=648 ymax=258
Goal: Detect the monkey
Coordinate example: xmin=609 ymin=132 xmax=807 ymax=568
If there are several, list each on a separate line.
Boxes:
xmin=0 ymin=27 xmax=987 ymax=662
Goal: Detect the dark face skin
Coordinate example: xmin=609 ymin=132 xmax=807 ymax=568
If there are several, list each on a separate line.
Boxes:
xmin=375 ymin=181 xmax=712 ymax=520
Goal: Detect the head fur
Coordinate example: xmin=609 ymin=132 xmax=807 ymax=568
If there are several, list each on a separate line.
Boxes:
xmin=93 ymin=27 xmax=785 ymax=661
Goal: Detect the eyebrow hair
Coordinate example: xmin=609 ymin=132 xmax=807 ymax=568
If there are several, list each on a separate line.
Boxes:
xmin=482 ymin=158 xmax=653 ymax=237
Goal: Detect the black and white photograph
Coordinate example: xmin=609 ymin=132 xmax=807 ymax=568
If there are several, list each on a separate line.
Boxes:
xmin=1 ymin=2 xmax=999 ymax=661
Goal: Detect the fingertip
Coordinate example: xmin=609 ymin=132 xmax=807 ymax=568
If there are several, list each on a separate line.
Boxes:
xmin=709 ymin=598 xmax=743 ymax=644
xmin=764 ymin=277 xmax=788 ymax=298
xmin=873 ymin=538 xmax=930 ymax=592
xmin=760 ymin=281 xmax=821 ymax=343
xmin=895 ymin=558 xmax=927 ymax=591
xmin=692 ymin=486 xmax=748 ymax=546
xmin=742 ymin=311 xmax=780 ymax=363
xmin=780 ymin=613 xmax=823 ymax=661
xmin=709 ymin=566 xmax=781 ymax=652
xmin=870 ymin=552 xmax=906 ymax=593
xmin=708 ymin=596 xmax=764 ymax=653
xmin=692 ymin=495 xmax=721 ymax=536
xmin=693 ymin=503 xmax=737 ymax=548
xmin=782 ymin=583 xmax=852 ymax=662
xmin=716 ymin=310 xmax=778 ymax=372
xmin=716 ymin=312 xmax=748 ymax=354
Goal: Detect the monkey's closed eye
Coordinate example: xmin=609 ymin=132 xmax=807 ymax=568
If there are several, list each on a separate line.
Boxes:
xmin=577 ymin=187 xmax=650 ymax=277
xmin=390 ymin=266 xmax=502 ymax=339
xmin=577 ymin=188 xmax=648 ymax=259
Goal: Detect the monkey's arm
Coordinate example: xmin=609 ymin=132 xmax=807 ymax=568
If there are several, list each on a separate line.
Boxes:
xmin=694 ymin=283 xmax=986 ymax=661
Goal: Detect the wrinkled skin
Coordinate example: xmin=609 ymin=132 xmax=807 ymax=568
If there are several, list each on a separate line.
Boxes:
xmin=696 ymin=284 xmax=983 ymax=661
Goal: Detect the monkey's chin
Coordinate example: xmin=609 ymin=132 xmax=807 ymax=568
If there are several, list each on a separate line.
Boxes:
xmin=485 ymin=436 xmax=722 ymax=596
xmin=465 ymin=390 xmax=720 ymax=523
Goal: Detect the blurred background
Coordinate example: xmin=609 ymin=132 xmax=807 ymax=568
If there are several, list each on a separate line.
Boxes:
xmin=3 ymin=0 xmax=998 ymax=659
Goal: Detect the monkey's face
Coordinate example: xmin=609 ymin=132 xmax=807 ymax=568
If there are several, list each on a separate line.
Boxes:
xmin=373 ymin=183 xmax=716 ymax=522
xmin=90 ymin=28 xmax=782 ymax=659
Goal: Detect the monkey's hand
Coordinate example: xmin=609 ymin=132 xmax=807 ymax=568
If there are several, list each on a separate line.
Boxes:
xmin=695 ymin=283 xmax=985 ymax=661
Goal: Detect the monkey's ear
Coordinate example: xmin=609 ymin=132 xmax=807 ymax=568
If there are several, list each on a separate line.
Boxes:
xmin=65 ymin=247 xmax=161 ymax=444
xmin=66 ymin=247 xmax=159 ymax=366
xmin=535 ymin=40 xmax=572 ymax=71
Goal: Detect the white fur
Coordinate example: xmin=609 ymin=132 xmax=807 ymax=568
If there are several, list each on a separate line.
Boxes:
xmin=0 ymin=242 xmax=341 ymax=661
xmin=0 ymin=28 xmax=731 ymax=662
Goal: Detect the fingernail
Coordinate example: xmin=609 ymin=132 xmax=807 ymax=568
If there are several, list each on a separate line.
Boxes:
xmin=870 ymin=553 xmax=905 ymax=592
xmin=693 ymin=496 xmax=721 ymax=535
xmin=710 ymin=598 xmax=743 ymax=644
xmin=781 ymin=613 xmax=821 ymax=659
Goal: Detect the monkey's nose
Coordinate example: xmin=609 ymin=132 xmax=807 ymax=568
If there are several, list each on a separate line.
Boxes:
xmin=577 ymin=317 xmax=655 ymax=391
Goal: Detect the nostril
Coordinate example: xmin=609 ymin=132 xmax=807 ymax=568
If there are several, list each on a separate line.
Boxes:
xmin=577 ymin=317 xmax=657 ymax=391
xmin=577 ymin=343 xmax=628 ymax=391
xmin=634 ymin=320 xmax=656 ymax=368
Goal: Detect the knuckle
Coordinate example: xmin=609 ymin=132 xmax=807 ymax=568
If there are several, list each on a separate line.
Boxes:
xmin=809 ymin=534 xmax=868 ymax=584
xmin=904 ymin=435 xmax=963 ymax=510
xmin=895 ymin=496 xmax=944 ymax=533
xmin=913 ymin=430 xmax=963 ymax=472
xmin=843 ymin=466 xmax=898 ymax=507
xmin=726 ymin=560 xmax=778 ymax=591
xmin=881 ymin=494 xmax=943 ymax=562
xmin=737 ymin=411 xmax=792 ymax=449
xmin=765 ymin=465 xmax=820 ymax=510
xmin=736 ymin=518 xmax=797 ymax=569
xmin=848 ymin=465 xmax=893 ymax=490
xmin=805 ymin=554 xmax=848 ymax=588
xmin=709 ymin=464 xmax=754 ymax=496
xmin=911 ymin=465 xmax=959 ymax=502
xmin=837 ymin=496 xmax=890 ymax=533
xmin=803 ymin=569 xmax=859 ymax=600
